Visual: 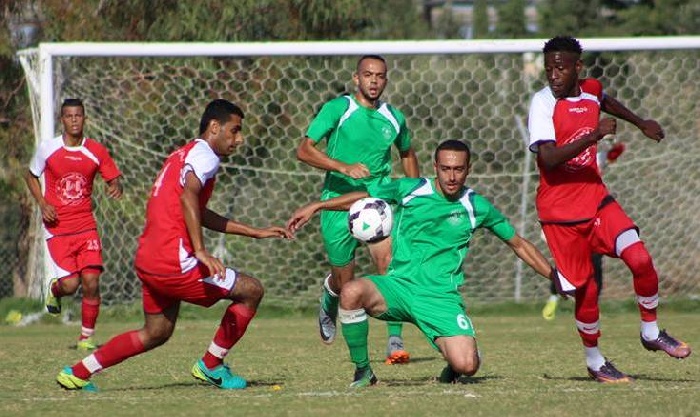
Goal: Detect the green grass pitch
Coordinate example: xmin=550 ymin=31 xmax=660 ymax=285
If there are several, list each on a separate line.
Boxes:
xmin=0 ymin=301 xmax=698 ymax=417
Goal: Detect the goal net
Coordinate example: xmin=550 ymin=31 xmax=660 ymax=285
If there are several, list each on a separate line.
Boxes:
xmin=17 ymin=39 xmax=700 ymax=307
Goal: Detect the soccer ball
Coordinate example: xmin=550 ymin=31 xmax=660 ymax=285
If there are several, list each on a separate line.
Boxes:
xmin=348 ymin=197 xmax=393 ymax=243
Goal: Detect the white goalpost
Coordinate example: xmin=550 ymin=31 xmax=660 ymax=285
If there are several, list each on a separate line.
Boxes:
xmin=17 ymin=37 xmax=700 ymax=306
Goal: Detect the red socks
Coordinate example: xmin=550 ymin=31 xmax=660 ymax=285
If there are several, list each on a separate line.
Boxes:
xmin=72 ymin=330 xmax=145 ymax=379
xmin=202 ymin=304 xmax=256 ymax=369
xmin=620 ymin=241 xmax=659 ymax=322
xmin=80 ymin=297 xmax=100 ymax=339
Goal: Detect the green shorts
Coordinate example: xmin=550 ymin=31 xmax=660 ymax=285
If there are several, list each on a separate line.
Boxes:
xmin=319 ymin=177 xmax=392 ymax=267
xmin=367 ymin=274 xmax=476 ymax=350
xmin=320 ymin=209 xmax=359 ymax=267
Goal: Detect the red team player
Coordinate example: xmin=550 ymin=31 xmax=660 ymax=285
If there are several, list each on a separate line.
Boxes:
xmin=56 ymin=99 xmax=292 ymax=392
xmin=528 ymin=36 xmax=691 ymax=383
xmin=25 ymin=98 xmax=123 ymax=351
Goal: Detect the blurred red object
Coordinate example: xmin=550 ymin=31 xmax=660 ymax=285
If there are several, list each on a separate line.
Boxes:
xmin=607 ymin=142 xmax=626 ymax=162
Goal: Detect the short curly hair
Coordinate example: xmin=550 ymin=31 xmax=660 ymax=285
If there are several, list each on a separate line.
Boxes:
xmin=542 ymin=36 xmax=583 ymax=55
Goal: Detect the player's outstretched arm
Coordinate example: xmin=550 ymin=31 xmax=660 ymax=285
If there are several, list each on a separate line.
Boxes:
xmin=504 ymin=234 xmax=554 ymax=280
xmin=602 ymin=95 xmax=664 ymax=142
xmin=286 ymin=191 xmax=368 ymax=234
xmin=297 ymin=137 xmax=370 ymax=178
xmin=201 ymin=208 xmax=292 ymax=239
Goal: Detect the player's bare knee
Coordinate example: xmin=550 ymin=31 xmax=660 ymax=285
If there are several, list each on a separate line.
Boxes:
xmin=61 ymin=277 xmax=80 ymax=295
xmin=232 ymin=274 xmax=264 ymax=306
xmin=339 ymin=280 xmax=364 ymax=309
xmin=247 ymin=277 xmax=264 ymax=305
xmin=141 ymin=326 xmax=173 ymax=349
xmin=449 ymin=355 xmax=480 ymax=376
xmin=80 ymin=281 xmax=100 ymax=298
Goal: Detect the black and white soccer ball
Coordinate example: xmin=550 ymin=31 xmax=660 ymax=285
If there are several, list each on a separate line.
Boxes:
xmin=348 ymin=197 xmax=393 ymax=243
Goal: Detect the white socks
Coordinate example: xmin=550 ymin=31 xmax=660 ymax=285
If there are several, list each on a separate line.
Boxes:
xmin=585 ymin=346 xmax=606 ymax=371
xmin=640 ymin=320 xmax=660 ymax=341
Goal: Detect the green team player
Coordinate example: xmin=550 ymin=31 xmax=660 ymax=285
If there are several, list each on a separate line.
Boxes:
xmin=287 ymin=140 xmax=555 ymax=387
xmin=296 ymin=54 xmax=420 ymax=363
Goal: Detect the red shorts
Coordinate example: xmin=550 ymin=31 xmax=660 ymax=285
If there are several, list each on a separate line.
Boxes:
xmin=137 ymin=263 xmax=239 ymax=314
xmin=542 ymin=200 xmax=637 ymax=292
xmin=46 ymin=230 xmax=103 ymax=279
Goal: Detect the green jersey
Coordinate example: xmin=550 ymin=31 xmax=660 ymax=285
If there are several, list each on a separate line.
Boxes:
xmin=306 ymin=95 xmax=412 ymax=199
xmin=367 ymin=177 xmax=516 ymax=294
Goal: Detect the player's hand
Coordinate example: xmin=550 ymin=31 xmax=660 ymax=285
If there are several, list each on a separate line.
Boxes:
xmin=107 ymin=179 xmax=123 ymax=199
xmin=195 ymin=249 xmax=225 ymax=279
xmin=340 ymin=163 xmax=370 ymax=179
xmin=255 ymin=226 xmax=294 ymax=240
xmin=40 ymin=202 xmax=57 ymax=223
xmin=596 ymin=118 xmax=617 ymax=140
xmin=286 ymin=204 xmax=317 ymax=235
xmin=606 ymin=142 xmax=625 ymax=162
xmin=638 ymin=119 xmax=664 ymax=142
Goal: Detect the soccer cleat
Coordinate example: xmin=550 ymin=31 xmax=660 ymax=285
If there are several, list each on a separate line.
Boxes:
xmin=45 ymin=278 xmax=61 ymax=315
xmin=56 ymin=367 xmax=98 ymax=392
xmin=438 ymin=365 xmax=460 ymax=384
xmin=191 ymin=359 xmax=247 ymax=390
xmin=541 ymin=298 xmax=558 ymax=321
xmin=349 ymin=367 xmax=378 ymax=388
xmin=641 ymin=330 xmax=692 ymax=359
xmin=384 ymin=335 xmax=410 ymax=365
xmin=76 ymin=338 xmax=97 ymax=351
xmin=318 ymin=301 xmax=337 ymax=344
xmin=587 ymin=360 xmax=632 ymax=384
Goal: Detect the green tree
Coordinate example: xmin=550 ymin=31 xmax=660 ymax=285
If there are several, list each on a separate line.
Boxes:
xmin=614 ymin=0 xmax=700 ymax=36
xmin=473 ymin=0 xmax=490 ymax=39
xmin=495 ymin=0 xmax=528 ymax=39
xmin=536 ymin=0 xmax=604 ymax=37
xmin=433 ymin=0 xmax=464 ymax=39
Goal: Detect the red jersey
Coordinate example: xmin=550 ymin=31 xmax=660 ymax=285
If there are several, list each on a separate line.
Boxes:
xmin=29 ymin=135 xmax=121 ymax=238
xmin=527 ymin=78 xmax=609 ymax=223
xmin=134 ymin=139 xmax=219 ymax=276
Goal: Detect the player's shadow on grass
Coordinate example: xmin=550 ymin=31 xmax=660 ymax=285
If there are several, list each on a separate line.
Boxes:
xmin=113 ymin=379 xmax=285 ymax=392
xmin=542 ymin=373 xmax=697 ymax=383
xmin=380 ymin=375 xmax=499 ymax=387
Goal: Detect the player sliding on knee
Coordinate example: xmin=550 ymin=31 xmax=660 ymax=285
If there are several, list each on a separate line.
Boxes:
xmin=288 ymin=140 xmax=556 ymax=387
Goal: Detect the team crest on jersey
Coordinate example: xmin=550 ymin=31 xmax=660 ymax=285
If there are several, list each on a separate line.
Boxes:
xmin=448 ymin=210 xmax=465 ymax=226
xmin=382 ymin=125 xmax=393 ymax=140
xmin=562 ymin=127 xmax=596 ymax=173
xmin=56 ymin=172 xmax=89 ymax=205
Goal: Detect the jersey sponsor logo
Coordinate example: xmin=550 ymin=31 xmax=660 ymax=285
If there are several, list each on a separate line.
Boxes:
xmin=56 ymin=172 xmax=89 ymax=205
xmin=568 ymin=106 xmax=589 ymax=114
xmin=562 ymin=127 xmax=595 ymax=173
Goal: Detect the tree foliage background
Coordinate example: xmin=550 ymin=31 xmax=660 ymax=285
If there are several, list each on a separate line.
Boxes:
xmin=0 ymin=0 xmax=698 ymax=297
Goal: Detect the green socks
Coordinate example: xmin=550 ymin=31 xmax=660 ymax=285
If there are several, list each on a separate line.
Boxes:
xmin=339 ymin=308 xmax=370 ymax=369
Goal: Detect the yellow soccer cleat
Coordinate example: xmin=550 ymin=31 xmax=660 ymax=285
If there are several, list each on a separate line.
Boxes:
xmin=56 ymin=367 xmax=97 ymax=392
xmin=542 ymin=297 xmax=558 ymax=321
xmin=77 ymin=338 xmax=98 ymax=351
